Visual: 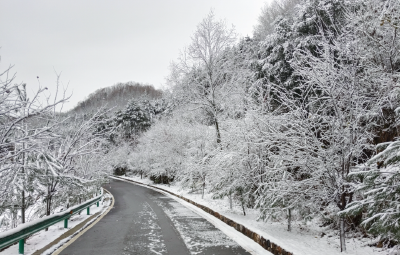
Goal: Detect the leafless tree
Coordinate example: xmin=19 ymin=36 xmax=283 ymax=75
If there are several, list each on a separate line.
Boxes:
xmin=170 ymin=11 xmax=236 ymax=144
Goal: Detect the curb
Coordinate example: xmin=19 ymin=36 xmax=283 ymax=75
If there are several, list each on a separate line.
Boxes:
xmin=112 ymin=176 xmax=293 ymax=255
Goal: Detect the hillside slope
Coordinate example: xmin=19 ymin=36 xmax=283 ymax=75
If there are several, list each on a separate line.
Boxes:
xmin=70 ymin=82 xmax=162 ymax=113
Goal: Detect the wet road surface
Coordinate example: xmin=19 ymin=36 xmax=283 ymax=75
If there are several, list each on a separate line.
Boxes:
xmin=59 ymin=179 xmax=251 ymax=255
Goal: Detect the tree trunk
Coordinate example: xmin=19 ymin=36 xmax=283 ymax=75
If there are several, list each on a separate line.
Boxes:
xmin=339 ymin=166 xmax=347 ymax=252
xmin=287 ymin=208 xmax=292 ymax=232
xmin=202 ymin=178 xmax=205 ymax=199
xmin=166 ymin=170 xmax=170 ymax=186
xmin=240 ymin=191 xmax=246 ymax=216
xmin=229 ymin=194 xmax=233 ymax=210
xmin=340 ymin=216 xmax=346 ymax=252
xmin=215 ymin=119 xmax=221 ymax=144
xmin=21 ymin=123 xmax=27 ymax=225
xmin=241 ymin=202 xmax=246 ymax=216
xmin=78 ymin=197 xmax=82 ymax=215
xmin=45 ymin=195 xmax=52 ymax=231
xmin=46 ymin=197 xmax=51 ymax=216
xmin=21 ymin=190 xmax=25 ymax=224
xmin=12 ymin=207 xmax=17 ymax=228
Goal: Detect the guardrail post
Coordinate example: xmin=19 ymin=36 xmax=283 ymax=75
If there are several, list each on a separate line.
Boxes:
xmin=97 ymin=201 xmax=99 ymax=207
xmin=64 ymin=218 xmax=68 ymax=228
xmin=19 ymin=239 xmax=24 ymax=254
xmin=87 ymin=206 xmax=90 ymax=215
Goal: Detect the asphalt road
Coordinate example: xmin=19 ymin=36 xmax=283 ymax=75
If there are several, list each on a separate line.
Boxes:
xmin=59 ymin=179 xmax=251 ymax=255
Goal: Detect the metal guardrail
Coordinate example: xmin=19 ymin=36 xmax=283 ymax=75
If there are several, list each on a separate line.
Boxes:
xmin=0 ymin=190 xmax=103 ymax=254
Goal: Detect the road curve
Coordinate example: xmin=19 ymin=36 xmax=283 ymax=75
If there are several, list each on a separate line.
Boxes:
xmin=58 ymin=178 xmax=251 ymax=255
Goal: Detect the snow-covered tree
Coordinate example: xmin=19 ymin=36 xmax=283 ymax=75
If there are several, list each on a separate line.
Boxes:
xmin=131 ymin=114 xmax=214 ymax=186
xmin=286 ymin=8 xmax=392 ymax=248
xmin=31 ymin=110 xmax=111 ymax=217
xmin=114 ymin=100 xmax=152 ymax=139
xmin=0 ymin=65 xmax=68 ymax=227
xmin=254 ymin=0 xmax=299 ymax=40
xmin=0 ymin=62 xmax=112 ymax=230
xmin=339 ymin=0 xmax=400 ymax=244
xmin=170 ymin=11 xmax=236 ymax=144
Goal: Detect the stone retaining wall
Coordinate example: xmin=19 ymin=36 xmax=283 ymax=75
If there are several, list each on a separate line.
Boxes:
xmin=115 ymin=176 xmax=293 ymax=255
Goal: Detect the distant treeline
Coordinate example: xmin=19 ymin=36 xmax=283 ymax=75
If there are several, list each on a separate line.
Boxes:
xmin=71 ymin=82 xmax=162 ymax=113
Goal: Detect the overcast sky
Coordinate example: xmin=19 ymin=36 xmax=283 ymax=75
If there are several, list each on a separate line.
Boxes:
xmin=0 ymin=0 xmax=268 ymax=111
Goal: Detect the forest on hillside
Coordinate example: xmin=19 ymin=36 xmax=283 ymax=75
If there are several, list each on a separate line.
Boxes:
xmin=71 ymin=81 xmax=162 ymax=114
xmin=1 ymin=0 xmax=400 ymax=253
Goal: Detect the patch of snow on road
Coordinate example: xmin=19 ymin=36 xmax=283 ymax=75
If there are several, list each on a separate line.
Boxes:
xmin=154 ymin=196 xmax=241 ymax=255
xmin=124 ymin=202 xmax=167 ymax=255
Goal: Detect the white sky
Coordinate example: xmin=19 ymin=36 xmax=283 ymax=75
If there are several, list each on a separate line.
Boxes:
xmin=0 ymin=0 xmax=267 ymax=111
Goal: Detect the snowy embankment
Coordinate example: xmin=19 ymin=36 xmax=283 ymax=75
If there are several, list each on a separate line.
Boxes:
xmin=0 ymin=192 xmax=112 ymax=255
xmin=118 ymin=175 xmax=388 ymax=255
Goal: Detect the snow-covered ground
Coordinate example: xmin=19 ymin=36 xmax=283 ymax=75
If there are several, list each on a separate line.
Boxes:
xmin=120 ymin=175 xmax=393 ymax=255
xmin=0 ymin=192 xmax=112 ymax=255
